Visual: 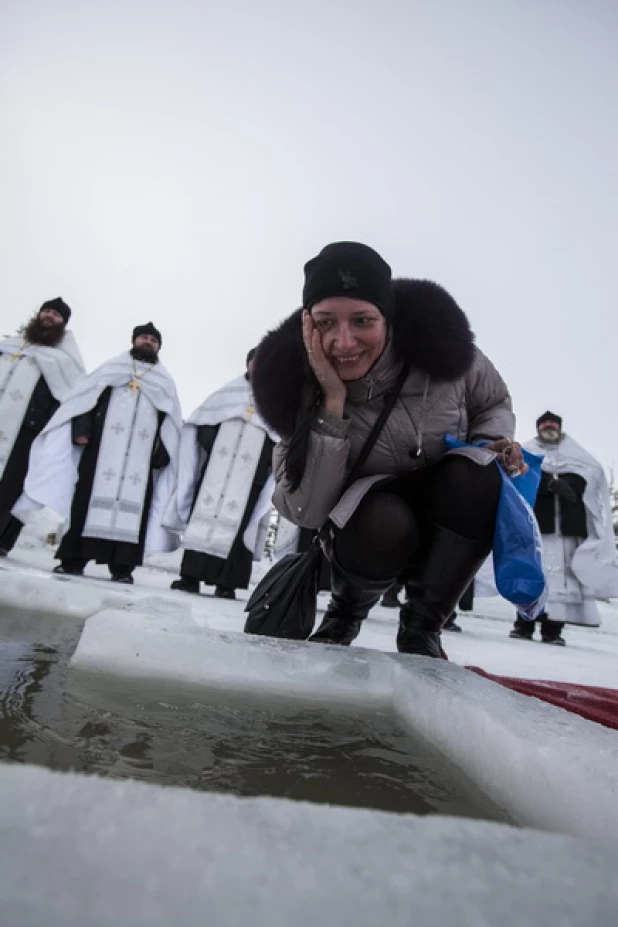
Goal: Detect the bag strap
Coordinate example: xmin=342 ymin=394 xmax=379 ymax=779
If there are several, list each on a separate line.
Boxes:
xmin=341 ymin=364 xmax=410 ymax=495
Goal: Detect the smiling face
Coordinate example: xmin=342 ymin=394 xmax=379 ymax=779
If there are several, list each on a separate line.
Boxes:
xmin=38 ymin=306 xmax=66 ymax=327
xmin=310 ymin=297 xmax=387 ymax=381
xmin=538 ymin=419 xmax=561 ymax=443
xmin=24 ymin=309 xmax=66 ymax=346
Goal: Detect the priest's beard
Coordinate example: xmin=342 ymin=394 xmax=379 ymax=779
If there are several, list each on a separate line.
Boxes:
xmin=538 ymin=427 xmax=561 ymax=444
xmin=130 ymin=345 xmax=159 ymax=364
xmin=23 ymin=314 xmax=66 ymax=347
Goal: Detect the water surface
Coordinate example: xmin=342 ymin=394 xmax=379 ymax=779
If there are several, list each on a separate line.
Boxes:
xmin=0 ymin=606 xmax=506 ymax=820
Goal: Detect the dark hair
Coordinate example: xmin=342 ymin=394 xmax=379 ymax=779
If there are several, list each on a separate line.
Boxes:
xmin=536 ymin=411 xmax=562 ymax=429
xmin=246 ymin=347 xmax=257 ymax=366
xmin=283 ymin=357 xmax=323 ymax=492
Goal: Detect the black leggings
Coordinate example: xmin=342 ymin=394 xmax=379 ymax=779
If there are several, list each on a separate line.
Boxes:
xmin=334 ymin=456 xmax=501 ymax=581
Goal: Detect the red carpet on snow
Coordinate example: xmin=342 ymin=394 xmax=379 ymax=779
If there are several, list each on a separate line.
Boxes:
xmin=467 ymin=668 xmax=618 ymax=732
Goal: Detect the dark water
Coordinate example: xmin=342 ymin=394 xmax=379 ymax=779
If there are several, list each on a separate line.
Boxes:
xmin=0 ymin=607 xmax=506 ymax=820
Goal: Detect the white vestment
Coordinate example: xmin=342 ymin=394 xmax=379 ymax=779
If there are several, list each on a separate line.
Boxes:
xmin=0 ymin=332 xmax=85 ymax=479
xmin=165 ymin=375 xmax=277 ymax=560
xmin=14 ymin=352 xmax=182 ymax=553
xmin=523 ymin=435 xmax=618 ymax=625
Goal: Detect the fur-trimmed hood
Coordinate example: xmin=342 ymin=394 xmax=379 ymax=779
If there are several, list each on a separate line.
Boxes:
xmin=252 ymin=278 xmax=476 ymax=439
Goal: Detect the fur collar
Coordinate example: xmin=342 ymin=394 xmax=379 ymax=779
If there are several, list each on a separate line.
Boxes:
xmin=252 ymin=278 xmax=475 ymax=439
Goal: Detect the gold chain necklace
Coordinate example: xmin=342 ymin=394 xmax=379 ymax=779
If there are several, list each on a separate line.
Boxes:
xmin=8 ymin=341 xmax=28 ymax=362
xmin=128 ymin=359 xmax=154 ymax=396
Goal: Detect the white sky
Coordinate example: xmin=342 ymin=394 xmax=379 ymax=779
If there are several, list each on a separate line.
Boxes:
xmin=1 ymin=0 xmax=617 ymax=471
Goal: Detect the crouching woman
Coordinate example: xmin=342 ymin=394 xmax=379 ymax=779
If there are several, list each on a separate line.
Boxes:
xmin=252 ymin=242 xmax=523 ymax=657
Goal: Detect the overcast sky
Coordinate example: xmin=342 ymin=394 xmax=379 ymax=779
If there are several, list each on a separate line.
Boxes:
xmin=2 ymin=0 xmax=617 ymax=471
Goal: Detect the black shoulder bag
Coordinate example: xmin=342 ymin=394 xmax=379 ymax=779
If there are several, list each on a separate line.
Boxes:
xmin=244 ymin=365 xmax=409 ymax=640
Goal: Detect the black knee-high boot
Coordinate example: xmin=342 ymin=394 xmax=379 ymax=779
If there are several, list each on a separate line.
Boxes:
xmin=398 ymin=524 xmax=490 ymax=658
xmin=309 ymin=558 xmax=395 ymax=646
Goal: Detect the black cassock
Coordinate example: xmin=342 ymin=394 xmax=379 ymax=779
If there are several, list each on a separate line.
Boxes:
xmin=179 ymin=424 xmax=274 ymax=591
xmin=56 ymin=387 xmax=170 ymax=571
xmin=533 ymin=470 xmax=588 ymax=539
xmin=0 ymin=376 xmax=59 ymax=552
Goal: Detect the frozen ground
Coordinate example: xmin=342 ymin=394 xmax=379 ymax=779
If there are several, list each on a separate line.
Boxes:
xmin=1 ymin=538 xmax=617 ymax=688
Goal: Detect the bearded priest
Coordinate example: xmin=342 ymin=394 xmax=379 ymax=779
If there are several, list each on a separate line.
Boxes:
xmin=14 ymin=322 xmax=182 ymax=584
xmin=0 ymin=298 xmax=85 ymax=556
xmin=510 ymin=411 xmax=618 ymax=644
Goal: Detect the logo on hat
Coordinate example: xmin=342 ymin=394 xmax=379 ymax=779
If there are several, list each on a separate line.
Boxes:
xmin=338 ymin=269 xmax=358 ymax=289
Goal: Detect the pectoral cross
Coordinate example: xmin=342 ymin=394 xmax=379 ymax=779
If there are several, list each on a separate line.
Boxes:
xmin=246 ymin=405 xmax=255 ymax=421
xmin=9 ymin=352 xmax=23 ymax=363
xmin=128 ymin=379 xmax=141 ymax=395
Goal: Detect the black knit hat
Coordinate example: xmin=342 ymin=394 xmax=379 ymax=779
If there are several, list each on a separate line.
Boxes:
xmin=40 ymin=297 xmax=71 ymax=324
xmin=536 ymin=411 xmax=562 ymax=429
xmin=132 ymin=322 xmax=162 ymax=346
xmin=302 ymin=242 xmax=393 ymax=317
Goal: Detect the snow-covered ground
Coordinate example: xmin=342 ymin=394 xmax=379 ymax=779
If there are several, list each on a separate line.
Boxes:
xmin=2 ymin=762 xmax=617 ymax=927
xmin=2 ymin=533 xmax=617 ymax=689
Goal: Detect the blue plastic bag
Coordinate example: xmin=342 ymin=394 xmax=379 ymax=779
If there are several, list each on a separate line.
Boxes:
xmin=445 ymin=436 xmax=546 ymax=620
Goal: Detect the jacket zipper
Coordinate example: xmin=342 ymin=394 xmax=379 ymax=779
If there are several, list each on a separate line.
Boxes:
xmin=415 ymin=377 xmax=430 ymax=457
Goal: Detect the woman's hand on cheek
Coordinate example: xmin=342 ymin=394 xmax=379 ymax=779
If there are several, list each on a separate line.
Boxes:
xmin=302 ymin=311 xmax=346 ymax=416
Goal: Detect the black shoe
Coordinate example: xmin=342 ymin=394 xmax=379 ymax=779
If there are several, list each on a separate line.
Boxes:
xmin=510 ymin=615 xmax=534 ymax=641
xmin=0 ymin=515 xmax=23 ymax=554
xmin=110 ymin=572 xmax=134 ymax=585
xmin=541 ymin=635 xmax=566 ymax=646
xmin=509 ymin=628 xmax=534 ymax=640
xmin=540 ymin=618 xmax=566 ymax=646
xmin=399 ymin=525 xmax=490 ymax=658
xmin=53 ymin=563 xmax=84 ymax=577
xmin=214 ymin=586 xmax=236 ymax=600
xmin=381 ymin=587 xmax=403 ymax=608
xmin=443 ymin=612 xmax=462 ymax=632
xmin=309 ymin=560 xmax=393 ymax=646
xmin=171 ymin=577 xmax=200 ymax=594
